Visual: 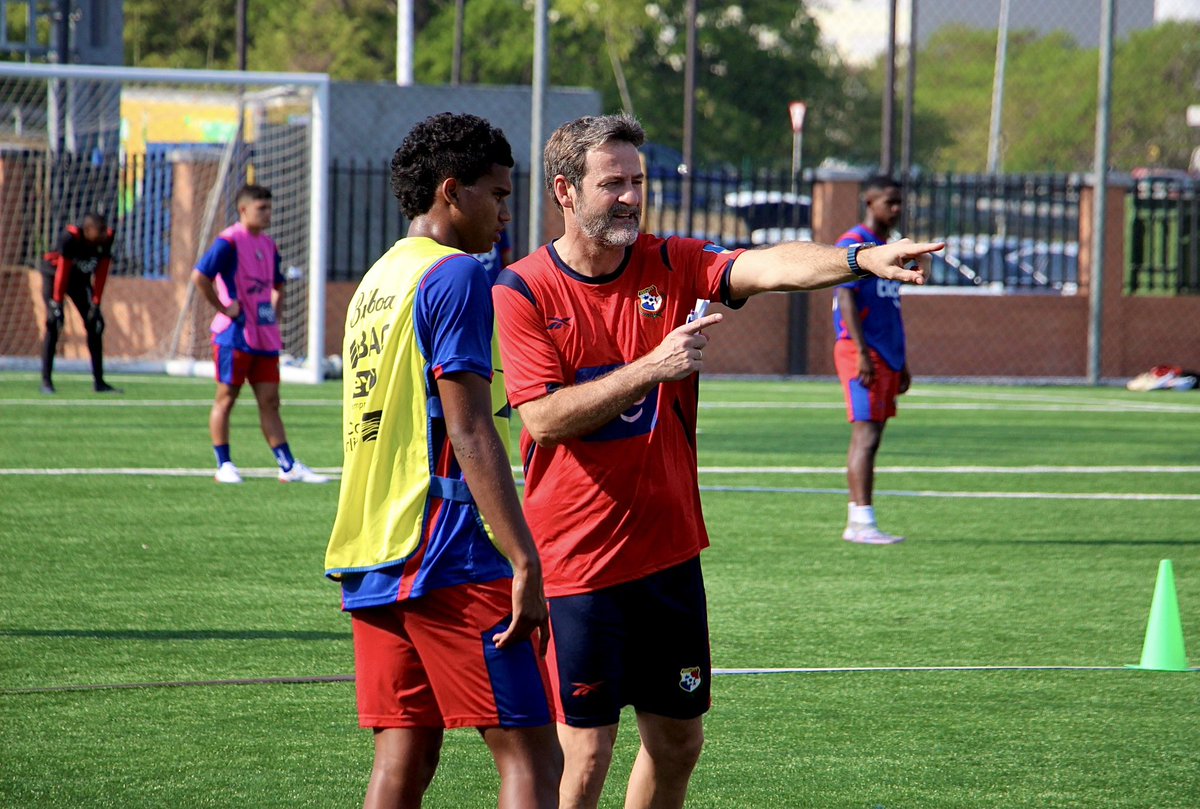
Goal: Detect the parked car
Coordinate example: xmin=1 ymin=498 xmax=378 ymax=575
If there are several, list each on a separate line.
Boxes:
xmin=722 ymin=190 xmax=813 ymax=247
xmin=1131 ymin=167 xmax=1199 ymax=201
xmin=929 ymin=234 xmax=1078 ymax=291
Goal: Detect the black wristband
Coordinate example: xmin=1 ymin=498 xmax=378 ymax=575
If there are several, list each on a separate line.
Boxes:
xmin=846 ymin=243 xmax=873 ymax=279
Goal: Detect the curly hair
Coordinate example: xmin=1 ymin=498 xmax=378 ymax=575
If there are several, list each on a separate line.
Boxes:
xmin=391 ymin=112 xmax=514 ymax=220
xmin=543 ymin=114 xmax=645 ymax=211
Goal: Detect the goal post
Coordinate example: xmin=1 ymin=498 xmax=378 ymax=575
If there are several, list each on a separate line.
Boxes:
xmin=0 ymin=62 xmax=330 ymax=384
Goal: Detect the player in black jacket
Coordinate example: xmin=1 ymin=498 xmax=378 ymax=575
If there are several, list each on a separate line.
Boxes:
xmin=41 ymin=213 xmax=121 ymax=394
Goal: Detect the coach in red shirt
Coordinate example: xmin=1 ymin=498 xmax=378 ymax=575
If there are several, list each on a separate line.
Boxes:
xmin=493 ymin=113 xmax=940 ymax=809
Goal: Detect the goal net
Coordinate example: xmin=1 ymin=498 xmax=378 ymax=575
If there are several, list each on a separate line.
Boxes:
xmin=0 ymin=63 xmax=329 ymax=383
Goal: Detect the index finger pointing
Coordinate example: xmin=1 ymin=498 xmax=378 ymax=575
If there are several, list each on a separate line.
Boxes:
xmin=677 ymin=312 xmax=723 ymax=334
xmin=906 ymin=241 xmax=945 ymax=257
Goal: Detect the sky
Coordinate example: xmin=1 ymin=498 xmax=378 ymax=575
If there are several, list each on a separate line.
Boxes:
xmin=811 ymin=0 xmax=1200 ymax=65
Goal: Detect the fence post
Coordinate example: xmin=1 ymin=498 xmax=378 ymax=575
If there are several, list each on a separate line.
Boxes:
xmin=803 ymin=170 xmax=866 ymax=375
xmin=1079 ymin=176 xmax=1131 ymax=380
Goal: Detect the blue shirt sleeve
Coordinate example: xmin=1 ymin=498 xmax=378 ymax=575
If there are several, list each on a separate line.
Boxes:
xmin=196 ymin=238 xmax=237 ymax=280
xmin=274 ymin=253 xmax=284 ymax=287
xmin=415 ymin=255 xmax=494 ymax=381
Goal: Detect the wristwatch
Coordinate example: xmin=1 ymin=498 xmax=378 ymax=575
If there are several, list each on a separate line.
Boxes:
xmin=846 ymin=243 xmax=873 ymax=279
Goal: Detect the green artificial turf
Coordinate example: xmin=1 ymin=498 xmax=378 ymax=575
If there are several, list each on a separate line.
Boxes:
xmin=2 ymin=372 xmax=1198 ymax=807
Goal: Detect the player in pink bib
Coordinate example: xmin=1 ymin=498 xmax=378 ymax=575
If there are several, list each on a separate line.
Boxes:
xmin=192 ymin=184 xmax=327 ymax=485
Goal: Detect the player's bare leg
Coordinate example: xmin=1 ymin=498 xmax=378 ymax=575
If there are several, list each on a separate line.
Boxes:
xmin=250 ymin=380 xmax=288 ymax=447
xmin=846 ymin=420 xmax=884 ymax=506
xmin=558 ymin=723 xmax=619 ymax=809
xmin=209 ymin=382 xmax=242 ymax=446
xmin=480 ymin=725 xmax=562 ymax=809
xmin=624 ymin=713 xmax=703 ymax=809
xmin=363 ymin=727 xmax=443 ymax=809
xmin=844 ymin=420 xmax=903 ymax=544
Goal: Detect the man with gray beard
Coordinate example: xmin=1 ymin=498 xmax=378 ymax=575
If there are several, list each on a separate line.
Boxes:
xmin=493 ymin=113 xmax=941 ymax=809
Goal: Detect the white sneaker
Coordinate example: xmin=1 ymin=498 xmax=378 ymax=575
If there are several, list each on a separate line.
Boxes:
xmin=278 ymin=461 xmax=329 ymax=484
xmin=842 ymin=523 xmax=905 ymax=545
xmin=214 ymin=462 xmax=243 ymax=484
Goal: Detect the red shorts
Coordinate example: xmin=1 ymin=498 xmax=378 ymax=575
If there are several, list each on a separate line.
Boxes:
xmin=351 ymin=579 xmax=553 ymax=730
xmin=213 ymin=345 xmax=280 ymax=386
xmin=834 ymin=340 xmax=900 ymax=423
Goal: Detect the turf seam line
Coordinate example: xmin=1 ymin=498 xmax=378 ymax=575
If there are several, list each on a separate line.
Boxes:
xmin=697 ymin=486 xmax=1200 ymax=501
xmin=6 ymin=665 xmax=1183 ymax=695
xmin=5 ymin=397 xmax=1198 ymax=414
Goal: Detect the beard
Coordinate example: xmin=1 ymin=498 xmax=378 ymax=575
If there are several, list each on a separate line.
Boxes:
xmin=576 ymin=199 xmax=640 ymax=248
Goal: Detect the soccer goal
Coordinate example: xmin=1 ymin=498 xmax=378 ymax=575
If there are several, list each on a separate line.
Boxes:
xmin=0 ymin=63 xmax=330 ymax=383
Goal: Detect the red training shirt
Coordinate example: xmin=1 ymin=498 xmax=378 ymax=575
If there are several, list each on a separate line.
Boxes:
xmin=493 ymin=233 xmax=746 ymax=597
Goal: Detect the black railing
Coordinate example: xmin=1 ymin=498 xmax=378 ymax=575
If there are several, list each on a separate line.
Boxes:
xmin=327 ymin=158 xmax=405 ymax=282
xmin=8 ymin=150 xmax=1158 ymax=295
xmin=643 ymin=166 xmax=814 ymax=249
xmin=327 ymin=158 xmax=532 ymax=281
xmin=0 ymin=149 xmax=176 ymax=279
xmin=902 ymin=173 xmax=1082 ymax=291
xmin=1126 ymin=178 xmax=1200 ymax=295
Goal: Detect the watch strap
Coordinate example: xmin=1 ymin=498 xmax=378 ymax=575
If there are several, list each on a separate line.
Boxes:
xmin=846 ymin=243 xmax=873 ymax=279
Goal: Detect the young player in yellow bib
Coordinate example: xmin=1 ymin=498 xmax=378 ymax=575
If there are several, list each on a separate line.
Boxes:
xmin=325 ymin=113 xmax=560 ymax=809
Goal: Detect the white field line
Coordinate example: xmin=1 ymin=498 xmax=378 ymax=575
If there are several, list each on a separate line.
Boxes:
xmin=0 ymin=467 xmax=1192 ymax=502
xmin=6 ymin=399 xmax=1194 ymax=415
xmin=4 ymin=464 xmax=1194 ymax=478
xmin=713 ymin=665 xmax=1175 ymax=675
xmin=697 ymin=465 xmax=1200 ymax=475
xmin=698 ymin=400 xmax=1200 ymax=414
xmin=0 ymin=467 xmax=341 ymax=479
xmin=697 ymin=485 xmax=1200 ymax=502
xmin=5 ymin=664 xmax=1169 ymax=694
xmin=5 ymin=398 xmax=1198 ymax=414
xmin=905 ymin=387 xmax=1183 ymax=407
xmin=0 ymin=398 xmax=336 ymax=407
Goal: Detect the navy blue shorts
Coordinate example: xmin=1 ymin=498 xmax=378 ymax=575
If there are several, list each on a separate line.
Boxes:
xmin=546 ymin=556 xmax=711 ymax=727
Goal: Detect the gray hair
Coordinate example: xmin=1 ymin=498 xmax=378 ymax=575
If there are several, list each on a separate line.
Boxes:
xmin=543 ymin=114 xmax=645 ymax=210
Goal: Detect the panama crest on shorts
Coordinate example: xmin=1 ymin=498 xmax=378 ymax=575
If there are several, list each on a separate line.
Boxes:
xmin=638 ymin=285 xmax=664 ymax=318
xmin=679 ymin=666 xmax=703 ymax=693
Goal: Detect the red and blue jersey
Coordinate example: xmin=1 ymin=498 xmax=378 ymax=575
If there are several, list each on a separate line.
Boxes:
xmin=493 ymin=234 xmax=746 ymax=598
xmin=833 ymin=224 xmax=906 ymax=371
xmin=327 ymin=239 xmax=514 ymax=611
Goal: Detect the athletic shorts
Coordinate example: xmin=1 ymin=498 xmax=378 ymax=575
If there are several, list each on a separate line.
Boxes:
xmin=546 ymin=556 xmax=711 ymax=728
xmin=835 ymin=340 xmax=901 ymax=423
xmin=351 ymin=579 xmax=553 ymax=730
xmin=213 ymin=345 xmax=280 ymax=386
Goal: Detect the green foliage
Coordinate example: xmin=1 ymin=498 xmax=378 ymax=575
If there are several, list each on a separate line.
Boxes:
xmin=125 ymin=0 xmax=237 ymax=68
xmin=1111 ymin=21 xmax=1200 ymax=170
xmin=907 ymin=21 xmax=1200 ymax=172
xmin=120 ymin=3 xmax=1200 ymax=174
xmin=414 ymin=0 xmax=848 ymax=168
xmin=414 ymin=0 xmax=536 ymax=84
xmin=250 ymin=0 xmax=396 ymax=79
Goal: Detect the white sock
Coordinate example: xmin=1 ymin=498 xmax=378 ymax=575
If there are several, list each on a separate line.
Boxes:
xmin=850 ymin=504 xmax=876 ymax=527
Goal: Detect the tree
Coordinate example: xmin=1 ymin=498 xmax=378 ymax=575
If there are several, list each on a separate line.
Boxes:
xmin=903 ymin=21 xmax=1200 ymax=173
xmin=250 ymin=0 xmax=396 ymax=79
xmin=1111 ymin=21 xmax=1200 ymax=171
xmin=414 ymin=0 xmax=849 ymax=169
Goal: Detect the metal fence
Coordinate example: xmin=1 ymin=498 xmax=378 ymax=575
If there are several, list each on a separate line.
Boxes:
xmin=1126 ymin=177 xmax=1200 ymax=295
xmin=901 ymin=173 xmax=1082 ymax=292
xmin=0 ymin=149 xmax=175 ymax=278
xmin=12 ymin=149 xmax=1195 ymax=298
xmin=327 ymin=157 xmax=532 ymax=281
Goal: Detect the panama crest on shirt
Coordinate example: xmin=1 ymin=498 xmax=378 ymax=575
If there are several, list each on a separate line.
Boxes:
xmin=637 ymin=285 xmax=664 ymax=318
